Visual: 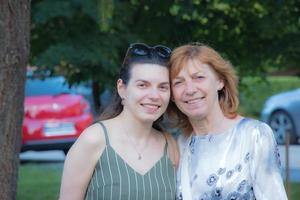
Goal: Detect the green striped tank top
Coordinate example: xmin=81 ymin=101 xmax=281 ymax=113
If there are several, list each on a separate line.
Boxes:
xmin=85 ymin=122 xmax=176 ymax=200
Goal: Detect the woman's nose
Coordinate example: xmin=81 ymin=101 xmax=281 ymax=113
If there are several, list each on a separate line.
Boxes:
xmin=148 ymin=88 xmax=160 ymax=100
xmin=185 ymin=81 xmax=197 ymax=96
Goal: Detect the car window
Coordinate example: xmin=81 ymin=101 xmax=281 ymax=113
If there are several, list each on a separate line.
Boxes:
xmin=25 ymin=76 xmax=76 ymax=96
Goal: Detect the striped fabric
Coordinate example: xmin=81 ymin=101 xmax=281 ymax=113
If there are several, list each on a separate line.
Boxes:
xmin=85 ymin=122 xmax=176 ymax=200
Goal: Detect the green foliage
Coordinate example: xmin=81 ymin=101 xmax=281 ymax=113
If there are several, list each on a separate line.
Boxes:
xmin=99 ymin=0 xmax=114 ymax=31
xmin=30 ymin=0 xmax=300 ymax=111
xmin=31 ymin=0 xmax=130 ymax=111
xmin=167 ymin=0 xmax=300 ymax=75
xmin=239 ymin=76 xmax=300 ymax=117
xmin=31 ymin=0 xmax=123 ymax=86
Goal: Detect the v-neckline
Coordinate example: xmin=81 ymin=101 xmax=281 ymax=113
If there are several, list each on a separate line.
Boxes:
xmin=105 ymin=145 xmax=170 ymax=176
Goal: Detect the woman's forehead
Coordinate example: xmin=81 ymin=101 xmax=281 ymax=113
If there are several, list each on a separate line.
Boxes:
xmin=172 ymin=59 xmax=209 ymax=77
xmin=186 ymin=59 xmax=207 ymax=72
xmin=130 ymin=63 xmax=169 ymax=80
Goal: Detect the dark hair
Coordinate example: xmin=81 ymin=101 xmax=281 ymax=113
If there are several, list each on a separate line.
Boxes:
xmin=98 ymin=44 xmax=171 ymax=131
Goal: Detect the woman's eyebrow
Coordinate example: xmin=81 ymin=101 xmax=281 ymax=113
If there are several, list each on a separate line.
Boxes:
xmin=173 ymin=76 xmax=184 ymax=80
xmin=191 ymin=70 xmax=204 ymax=75
xmin=135 ymin=80 xmax=169 ymax=84
xmin=160 ymin=82 xmax=170 ymax=85
xmin=134 ymin=79 xmax=147 ymax=83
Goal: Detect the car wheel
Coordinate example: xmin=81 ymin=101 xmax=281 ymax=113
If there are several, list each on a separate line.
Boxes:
xmin=269 ymin=110 xmax=297 ymax=144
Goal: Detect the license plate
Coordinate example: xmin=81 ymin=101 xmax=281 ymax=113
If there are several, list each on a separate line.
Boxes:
xmin=43 ymin=122 xmax=76 ymax=136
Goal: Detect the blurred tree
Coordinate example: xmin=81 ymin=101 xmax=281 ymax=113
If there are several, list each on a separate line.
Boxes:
xmin=31 ymin=0 xmax=131 ymax=113
xmin=30 ymin=0 xmax=299 ymax=112
xmin=165 ymin=0 xmax=299 ymax=76
xmin=0 ymin=0 xmax=30 ymax=199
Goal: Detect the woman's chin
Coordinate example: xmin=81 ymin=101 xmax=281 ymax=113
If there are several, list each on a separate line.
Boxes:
xmin=138 ymin=113 xmax=162 ymax=123
xmin=179 ymin=107 xmax=205 ymax=118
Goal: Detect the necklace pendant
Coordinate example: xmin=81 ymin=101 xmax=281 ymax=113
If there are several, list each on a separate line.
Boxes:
xmin=138 ymin=154 xmax=142 ymax=160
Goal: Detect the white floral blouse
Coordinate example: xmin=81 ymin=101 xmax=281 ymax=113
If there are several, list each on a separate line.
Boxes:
xmin=176 ymin=118 xmax=287 ymax=200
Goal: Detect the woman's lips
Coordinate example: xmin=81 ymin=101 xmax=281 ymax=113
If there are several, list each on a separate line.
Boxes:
xmin=184 ymin=97 xmax=204 ymax=104
xmin=141 ymin=103 xmax=161 ymax=113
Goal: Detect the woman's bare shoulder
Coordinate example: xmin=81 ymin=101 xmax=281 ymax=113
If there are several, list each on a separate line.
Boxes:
xmin=67 ymin=121 xmax=108 ymax=157
xmin=59 ymin=121 xmax=109 ymax=200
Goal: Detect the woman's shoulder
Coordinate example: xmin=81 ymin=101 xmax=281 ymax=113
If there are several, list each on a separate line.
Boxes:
xmin=239 ymin=117 xmax=271 ymax=131
xmin=160 ymin=131 xmax=179 ymax=169
xmin=62 ymin=121 xmax=108 ymax=177
xmin=163 ymin=132 xmax=177 ymax=150
xmin=79 ymin=122 xmax=106 ymax=145
xmin=69 ymin=121 xmax=108 ymax=155
xmin=238 ymin=118 xmax=274 ymax=141
xmin=152 ymin=130 xmax=175 ymax=151
xmin=176 ymin=132 xmax=190 ymax=147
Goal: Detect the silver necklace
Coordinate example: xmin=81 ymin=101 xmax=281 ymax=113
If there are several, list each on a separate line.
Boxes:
xmin=123 ymin=127 xmax=150 ymax=160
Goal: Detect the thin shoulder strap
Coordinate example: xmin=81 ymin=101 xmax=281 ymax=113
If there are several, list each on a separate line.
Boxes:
xmin=163 ymin=133 xmax=169 ymax=154
xmin=98 ymin=121 xmax=110 ymax=145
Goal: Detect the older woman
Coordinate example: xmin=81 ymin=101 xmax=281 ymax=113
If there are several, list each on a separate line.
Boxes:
xmin=168 ymin=43 xmax=287 ymax=200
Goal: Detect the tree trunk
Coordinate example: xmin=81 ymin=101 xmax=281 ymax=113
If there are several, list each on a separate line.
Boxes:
xmin=92 ymin=80 xmax=102 ymax=114
xmin=0 ymin=1 xmax=30 ymax=199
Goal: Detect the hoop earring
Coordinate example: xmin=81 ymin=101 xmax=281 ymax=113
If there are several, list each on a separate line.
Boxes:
xmin=121 ymin=97 xmax=125 ymax=106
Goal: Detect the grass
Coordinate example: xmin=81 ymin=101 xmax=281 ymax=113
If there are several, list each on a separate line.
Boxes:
xmin=17 ymin=163 xmax=62 ymax=200
xmin=17 ymin=163 xmax=300 ymax=200
xmin=290 ymin=183 xmax=300 ymax=199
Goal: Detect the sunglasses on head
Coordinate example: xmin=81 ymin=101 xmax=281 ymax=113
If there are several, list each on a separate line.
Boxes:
xmin=126 ymin=43 xmax=172 ymax=60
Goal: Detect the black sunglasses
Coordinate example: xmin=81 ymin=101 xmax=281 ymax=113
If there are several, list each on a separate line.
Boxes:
xmin=126 ymin=43 xmax=172 ymax=60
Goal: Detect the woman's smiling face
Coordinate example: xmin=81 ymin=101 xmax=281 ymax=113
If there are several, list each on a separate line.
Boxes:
xmin=171 ymin=59 xmax=224 ymax=120
xmin=118 ymin=63 xmax=170 ymax=123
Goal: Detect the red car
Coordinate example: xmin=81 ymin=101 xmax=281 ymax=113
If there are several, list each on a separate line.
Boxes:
xmin=22 ymin=76 xmax=94 ymax=154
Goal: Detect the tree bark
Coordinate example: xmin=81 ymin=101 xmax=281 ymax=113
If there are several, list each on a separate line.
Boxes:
xmin=0 ymin=1 xmax=30 ymax=199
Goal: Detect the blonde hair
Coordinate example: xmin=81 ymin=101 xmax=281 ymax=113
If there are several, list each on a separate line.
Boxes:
xmin=168 ymin=43 xmax=239 ymax=135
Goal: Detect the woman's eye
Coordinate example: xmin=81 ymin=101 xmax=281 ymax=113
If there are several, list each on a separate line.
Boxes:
xmin=160 ymin=85 xmax=169 ymax=91
xmin=137 ymin=84 xmax=146 ymax=88
xmin=196 ymin=76 xmax=204 ymax=79
xmin=173 ymin=81 xmax=181 ymax=86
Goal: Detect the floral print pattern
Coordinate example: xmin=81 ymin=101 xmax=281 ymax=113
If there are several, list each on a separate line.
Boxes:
xmin=207 ymin=174 xmax=219 ymax=186
xmin=176 ymin=118 xmax=287 ymax=200
xmin=235 ymin=164 xmax=242 ymax=172
xmin=244 ymin=152 xmax=250 ymax=163
xmin=217 ymin=167 xmax=226 ymax=175
xmin=274 ymin=145 xmax=281 ymax=168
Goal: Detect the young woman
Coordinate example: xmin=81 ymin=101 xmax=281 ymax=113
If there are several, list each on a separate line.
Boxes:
xmin=59 ymin=43 xmax=178 ymax=200
xmin=168 ymin=43 xmax=287 ymax=200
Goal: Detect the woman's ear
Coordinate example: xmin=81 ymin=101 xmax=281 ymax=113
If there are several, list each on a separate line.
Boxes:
xmin=117 ymin=79 xmax=126 ymax=99
xmin=217 ymin=79 xmax=224 ymax=91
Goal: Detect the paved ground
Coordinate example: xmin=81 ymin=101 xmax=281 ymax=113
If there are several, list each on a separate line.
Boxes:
xmin=279 ymin=145 xmax=300 ymax=169
xmin=20 ymin=150 xmax=65 ymax=162
xmin=278 ymin=145 xmax=300 ymax=182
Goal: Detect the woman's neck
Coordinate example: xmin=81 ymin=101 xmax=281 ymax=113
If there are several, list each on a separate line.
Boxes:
xmin=189 ymin=106 xmax=227 ymax=135
xmin=191 ymin=117 xmax=225 ymax=136
xmin=116 ymin=111 xmax=153 ymax=141
xmin=190 ymin=111 xmax=242 ymax=136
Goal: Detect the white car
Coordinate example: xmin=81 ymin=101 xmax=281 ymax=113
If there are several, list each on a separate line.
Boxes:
xmin=261 ymin=88 xmax=300 ymax=144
